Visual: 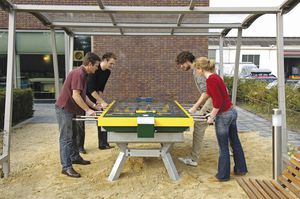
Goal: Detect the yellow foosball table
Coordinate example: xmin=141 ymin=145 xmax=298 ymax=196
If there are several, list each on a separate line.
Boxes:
xmin=98 ymin=98 xmax=193 ymax=181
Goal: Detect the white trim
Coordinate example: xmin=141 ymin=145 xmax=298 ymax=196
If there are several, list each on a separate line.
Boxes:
xmin=14 ymin=5 xmax=279 ymax=14
xmin=74 ymin=32 xmax=220 ymax=36
xmin=52 ymin=22 xmax=242 ymax=29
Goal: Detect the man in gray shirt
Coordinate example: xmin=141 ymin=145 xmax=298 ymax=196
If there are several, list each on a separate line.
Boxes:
xmin=175 ymin=51 xmax=212 ymax=167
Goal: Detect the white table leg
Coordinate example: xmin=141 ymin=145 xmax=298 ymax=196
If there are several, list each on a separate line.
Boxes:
xmin=108 ymin=143 xmax=128 ymax=181
xmin=161 ymin=143 xmax=180 ymax=181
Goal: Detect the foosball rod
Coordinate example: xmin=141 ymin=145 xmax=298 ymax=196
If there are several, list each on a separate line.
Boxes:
xmin=77 ymin=115 xmax=99 ymax=118
xmin=72 ymin=118 xmax=98 ymax=121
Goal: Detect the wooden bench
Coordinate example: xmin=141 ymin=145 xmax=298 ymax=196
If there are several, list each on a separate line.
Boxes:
xmin=237 ymin=155 xmax=300 ymax=199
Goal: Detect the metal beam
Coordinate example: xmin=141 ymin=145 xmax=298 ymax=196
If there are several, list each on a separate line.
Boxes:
xmin=280 ymin=0 xmax=300 ymax=14
xmin=276 ymin=12 xmax=287 ymax=166
xmin=50 ymin=27 xmax=60 ymax=100
xmin=221 ymin=28 xmax=232 ymax=37
xmin=96 ymin=0 xmax=105 ymax=9
xmin=68 ymin=35 xmax=74 ymax=74
xmin=62 ymin=27 xmax=74 ymax=36
xmin=3 ymin=9 xmax=16 ymax=178
xmin=219 ymin=36 xmax=224 ymax=79
xmin=241 ymin=14 xmax=263 ymax=28
xmin=74 ymin=32 xmax=221 ymax=36
xmin=231 ymin=28 xmax=242 ymax=106
xmin=171 ymin=0 xmax=195 ymax=35
xmin=96 ymin=0 xmax=123 ymax=35
xmin=52 ymin=22 xmax=242 ymax=29
xmin=64 ymin=33 xmax=70 ymax=78
xmin=28 ymin=12 xmax=74 ymax=35
xmin=14 ymin=5 xmax=279 ymax=14
xmin=0 ymin=0 xmax=14 ymax=12
xmin=29 ymin=12 xmax=52 ymax=26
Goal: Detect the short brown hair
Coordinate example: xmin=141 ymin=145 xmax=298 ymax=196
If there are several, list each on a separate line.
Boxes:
xmin=175 ymin=51 xmax=195 ymax=65
xmin=102 ymin=52 xmax=117 ymax=61
xmin=82 ymin=52 xmax=101 ymax=66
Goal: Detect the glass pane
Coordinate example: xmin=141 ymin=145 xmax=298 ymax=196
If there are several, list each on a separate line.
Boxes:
xmin=181 ymin=14 xmax=209 ymax=24
xmin=242 ymin=55 xmax=247 ymax=62
xmin=73 ymin=36 xmax=91 ymax=67
xmin=16 ymin=32 xmax=65 ymax=54
xmin=174 ymin=28 xmax=209 ymax=33
xmin=0 ymin=32 xmax=8 ymax=54
xmin=0 ymin=55 xmax=7 ymax=88
xmin=20 ymin=55 xmax=65 ymax=99
xmin=124 ymin=28 xmax=171 ymax=33
xmin=42 ymin=12 xmax=112 ymax=23
xmin=71 ymin=27 xmax=120 ymax=33
xmin=114 ymin=14 xmax=178 ymax=24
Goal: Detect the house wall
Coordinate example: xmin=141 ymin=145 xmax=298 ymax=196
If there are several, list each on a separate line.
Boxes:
xmin=212 ymin=46 xmax=300 ymax=77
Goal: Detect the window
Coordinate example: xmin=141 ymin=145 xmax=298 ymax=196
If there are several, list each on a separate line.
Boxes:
xmin=242 ymin=54 xmax=260 ymax=67
xmin=208 ymin=49 xmax=216 ymax=59
xmin=0 ymin=32 xmax=91 ymax=99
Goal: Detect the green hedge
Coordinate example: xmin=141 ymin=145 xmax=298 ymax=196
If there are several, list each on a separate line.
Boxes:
xmin=224 ymin=77 xmax=300 ymax=130
xmin=0 ymin=89 xmax=34 ymax=130
xmin=224 ymin=77 xmax=300 ymax=111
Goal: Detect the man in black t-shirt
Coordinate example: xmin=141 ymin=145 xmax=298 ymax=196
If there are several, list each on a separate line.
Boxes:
xmin=77 ymin=52 xmax=117 ymax=151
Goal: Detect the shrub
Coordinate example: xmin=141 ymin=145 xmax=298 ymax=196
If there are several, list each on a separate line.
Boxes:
xmin=224 ymin=77 xmax=300 ymax=131
xmin=0 ymin=89 xmax=34 ymax=130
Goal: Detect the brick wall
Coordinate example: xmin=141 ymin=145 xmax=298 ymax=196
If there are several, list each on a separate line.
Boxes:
xmin=0 ymin=0 xmax=209 ymax=103
xmin=94 ymin=36 xmax=208 ymax=102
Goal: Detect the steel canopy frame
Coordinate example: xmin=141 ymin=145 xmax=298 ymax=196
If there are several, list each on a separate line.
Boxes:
xmin=0 ymin=0 xmax=299 ymax=178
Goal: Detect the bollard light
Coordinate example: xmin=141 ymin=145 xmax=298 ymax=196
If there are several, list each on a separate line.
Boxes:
xmin=272 ymin=108 xmax=282 ymax=181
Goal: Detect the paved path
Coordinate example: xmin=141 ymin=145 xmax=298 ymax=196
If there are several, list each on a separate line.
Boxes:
xmin=236 ymin=106 xmax=300 ymax=146
xmin=31 ymin=103 xmax=300 ymax=146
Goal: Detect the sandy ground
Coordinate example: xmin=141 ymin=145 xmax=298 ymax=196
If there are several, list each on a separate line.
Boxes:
xmin=0 ymin=123 xmax=273 ymax=199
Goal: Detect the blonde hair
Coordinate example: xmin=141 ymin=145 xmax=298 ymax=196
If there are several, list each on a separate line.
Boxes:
xmin=193 ymin=57 xmax=215 ymax=72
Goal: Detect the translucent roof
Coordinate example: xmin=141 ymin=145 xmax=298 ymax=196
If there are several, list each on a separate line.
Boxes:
xmin=0 ymin=0 xmax=297 ymax=36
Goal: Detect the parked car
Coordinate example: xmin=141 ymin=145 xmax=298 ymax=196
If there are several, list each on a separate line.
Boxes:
xmin=220 ymin=63 xmax=259 ymax=78
xmin=0 ymin=76 xmax=31 ymax=89
xmin=245 ymin=68 xmax=277 ymax=83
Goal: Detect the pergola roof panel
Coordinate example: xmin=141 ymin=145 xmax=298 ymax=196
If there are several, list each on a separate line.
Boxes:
xmin=181 ymin=14 xmax=208 ymax=24
xmin=70 ymin=27 xmax=120 ymax=33
xmin=41 ymin=12 xmax=112 ymax=23
xmin=113 ymin=13 xmax=179 ymax=24
xmin=123 ymin=28 xmax=172 ymax=33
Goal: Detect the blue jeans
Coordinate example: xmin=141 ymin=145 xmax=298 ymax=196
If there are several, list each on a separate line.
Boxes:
xmin=215 ymin=108 xmax=247 ymax=180
xmin=55 ymin=106 xmax=81 ymax=170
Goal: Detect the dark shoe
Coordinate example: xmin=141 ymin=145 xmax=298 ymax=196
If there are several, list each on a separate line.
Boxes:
xmin=231 ymin=171 xmax=247 ymax=176
xmin=72 ymin=158 xmax=91 ymax=165
xmin=79 ymin=148 xmax=87 ymax=154
xmin=99 ymin=145 xmax=114 ymax=150
xmin=208 ymin=174 xmax=230 ymax=182
xmin=62 ymin=167 xmax=81 ymax=178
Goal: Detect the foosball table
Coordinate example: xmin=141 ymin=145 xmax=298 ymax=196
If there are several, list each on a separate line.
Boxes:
xmin=98 ymin=98 xmax=193 ymax=181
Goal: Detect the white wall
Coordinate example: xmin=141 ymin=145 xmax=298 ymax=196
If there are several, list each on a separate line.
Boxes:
xmin=213 ymin=46 xmax=279 ymax=76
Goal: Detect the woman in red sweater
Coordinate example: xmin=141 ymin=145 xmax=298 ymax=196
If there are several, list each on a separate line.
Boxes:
xmin=193 ymin=57 xmax=247 ymax=182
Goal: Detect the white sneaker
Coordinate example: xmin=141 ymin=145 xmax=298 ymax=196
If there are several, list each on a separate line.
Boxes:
xmin=178 ymin=157 xmax=198 ymax=167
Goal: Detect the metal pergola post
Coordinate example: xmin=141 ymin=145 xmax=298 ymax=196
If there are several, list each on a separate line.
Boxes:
xmin=276 ymin=12 xmax=287 ymax=167
xmin=1 ymin=10 xmax=16 ymax=178
xmin=231 ymin=28 xmax=242 ymax=106
xmin=219 ymin=35 xmax=224 ymax=78
xmin=68 ymin=35 xmax=74 ymax=73
xmin=13 ymin=46 xmax=16 ymax=88
xmin=64 ymin=32 xmax=70 ymax=77
xmin=50 ymin=27 xmax=60 ymax=100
